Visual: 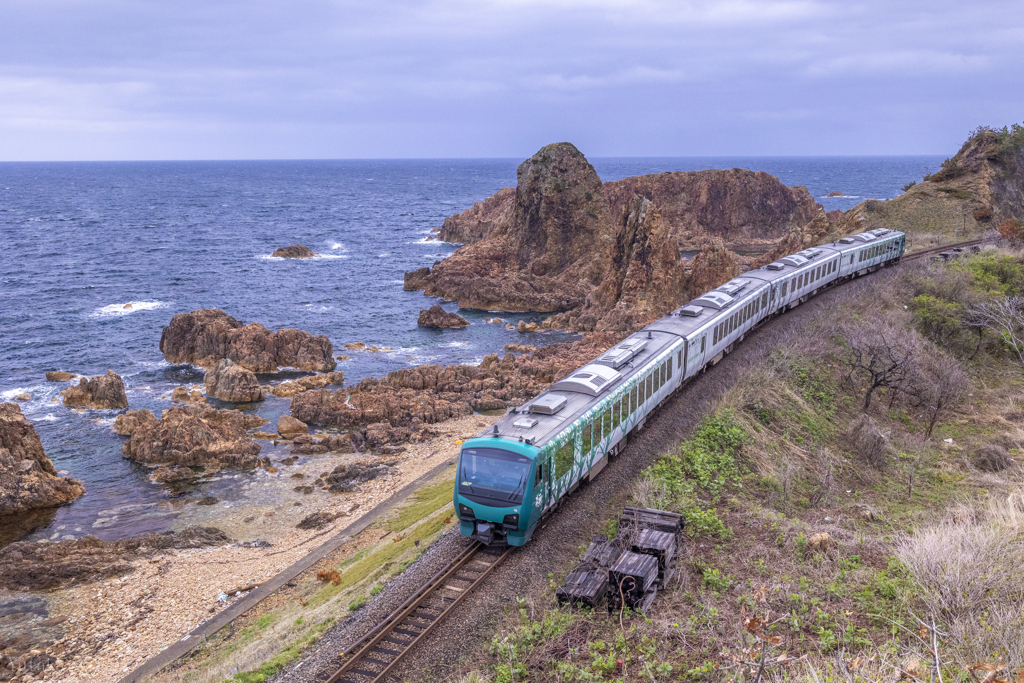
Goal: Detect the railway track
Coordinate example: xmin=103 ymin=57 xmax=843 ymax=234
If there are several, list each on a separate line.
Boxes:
xmin=322 ymin=542 xmax=512 ymax=683
xmin=902 ymin=238 xmax=985 ymax=262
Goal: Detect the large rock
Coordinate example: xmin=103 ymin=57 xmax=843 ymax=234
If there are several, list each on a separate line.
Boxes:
xmin=61 ymin=370 xmax=128 ymax=409
xmin=406 ymin=142 xmax=823 ymax=332
xmin=272 ymin=244 xmax=317 ymax=258
xmin=318 ymin=462 xmax=396 ymax=493
xmin=434 ymin=186 xmax=516 ymax=244
xmin=417 ymin=304 xmax=469 ymax=329
xmin=121 ymin=405 xmax=267 ymax=469
xmin=204 ymin=359 xmax=265 ymax=402
xmin=159 ymin=308 xmax=336 ymax=373
xmin=268 ymin=371 xmax=344 ymax=398
xmin=44 ymin=371 xmax=75 ymax=382
xmin=0 ymin=403 xmax=85 ymax=514
xmin=0 ymin=526 xmax=230 ymax=590
xmin=277 ymin=415 xmax=308 ymax=437
xmin=113 ymin=408 xmax=157 ymax=436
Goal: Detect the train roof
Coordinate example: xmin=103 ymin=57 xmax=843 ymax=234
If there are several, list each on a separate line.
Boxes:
xmin=473 ymin=228 xmax=904 ymax=450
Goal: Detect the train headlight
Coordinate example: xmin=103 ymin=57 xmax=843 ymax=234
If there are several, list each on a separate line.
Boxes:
xmin=502 ymin=513 xmax=520 ymax=529
xmin=458 ymin=503 xmax=475 ymax=520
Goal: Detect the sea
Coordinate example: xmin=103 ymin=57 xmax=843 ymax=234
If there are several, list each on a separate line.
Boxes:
xmin=0 ymin=155 xmax=944 ymax=546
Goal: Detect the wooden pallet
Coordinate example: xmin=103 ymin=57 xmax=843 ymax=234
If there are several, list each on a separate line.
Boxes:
xmin=555 ymin=569 xmax=609 ymax=608
xmin=618 ymin=506 xmax=684 ymax=535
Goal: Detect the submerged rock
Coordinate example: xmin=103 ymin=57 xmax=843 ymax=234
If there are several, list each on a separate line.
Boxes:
xmin=160 ymin=308 xmax=336 ymax=373
xmin=272 ymin=244 xmax=317 ymax=258
xmin=204 ymin=359 xmax=265 ymax=403
xmin=149 ymin=466 xmax=198 ymax=483
xmin=0 ymin=403 xmax=86 ymax=514
xmin=61 ymin=370 xmax=128 ymax=410
xmin=0 ymin=526 xmax=231 ymax=590
xmin=122 ymin=405 xmax=267 ymax=469
xmin=417 ymin=304 xmax=469 ymax=329
xmin=114 ymin=408 xmax=157 ymax=436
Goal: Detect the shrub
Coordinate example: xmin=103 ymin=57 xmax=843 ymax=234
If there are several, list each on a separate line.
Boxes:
xmin=973 ymin=443 xmax=1013 ymax=472
xmin=845 ymin=414 xmax=889 ymax=470
xmin=902 ymin=180 xmax=917 ymax=192
xmin=973 ymin=204 xmax=993 ymax=222
xmin=998 ymin=218 xmax=1024 ymax=244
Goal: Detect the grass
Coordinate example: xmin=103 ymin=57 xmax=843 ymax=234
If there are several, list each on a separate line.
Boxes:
xmin=385 ymin=479 xmax=454 ymax=532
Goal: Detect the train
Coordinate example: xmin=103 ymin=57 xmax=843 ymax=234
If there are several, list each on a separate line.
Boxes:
xmin=453 ymin=228 xmax=907 ymax=546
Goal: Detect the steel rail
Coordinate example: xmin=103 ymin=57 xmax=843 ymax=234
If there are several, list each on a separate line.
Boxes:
xmin=902 ymin=238 xmax=985 ymax=262
xmin=324 ymin=542 xmax=512 ymax=683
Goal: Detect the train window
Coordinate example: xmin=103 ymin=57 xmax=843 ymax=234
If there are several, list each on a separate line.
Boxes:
xmin=630 ymin=386 xmax=637 ymax=414
xmin=612 ymin=399 xmax=622 ymax=430
xmin=817 ymin=266 xmax=822 ymax=280
xmin=660 ymin=362 xmax=666 ymax=385
xmin=602 ymin=408 xmax=611 ymax=439
xmin=535 ymin=461 xmax=544 ymax=485
xmin=646 ymin=374 xmax=653 ymax=397
xmin=701 ymin=335 xmax=706 ymax=353
xmin=639 ymin=375 xmax=646 ymax=403
xmin=781 ymin=281 xmax=788 ymax=296
xmin=581 ymin=423 xmax=592 ymax=457
xmin=668 ymin=357 xmax=673 ymax=380
xmin=594 ymin=413 xmax=603 ymax=443
xmin=554 ymin=439 xmax=574 ymax=479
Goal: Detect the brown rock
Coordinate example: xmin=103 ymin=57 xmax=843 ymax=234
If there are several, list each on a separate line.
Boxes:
xmin=45 ymin=372 xmax=75 ymax=382
xmin=61 ymin=370 xmax=128 ymax=410
xmin=807 ymin=532 xmax=836 ymax=552
xmin=0 ymin=526 xmax=230 ymax=590
xmin=113 ymin=409 xmax=157 ymax=436
xmin=434 ymin=186 xmax=515 ymax=244
xmin=122 ymin=405 xmax=266 ymax=469
xmin=417 ymin=304 xmax=469 ymax=329
xmin=269 ymin=381 xmax=305 ymax=398
xmin=149 ymin=466 xmax=198 ymax=483
xmin=278 ymin=415 xmax=308 ymax=437
xmin=204 ymin=359 xmax=265 ymax=403
xmin=516 ymin=320 xmax=539 ymax=333
xmin=252 ymin=431 xmax=277 ymax=440
xmin=0 ymin=403 xmax=86 ymax=514
xmin=271 ymin=244 xmax=317 ymax=258
xmin=503 ymin=343 xmax=538 ymax=354
xmin=344 ymin=342 xmax=367 ymax=351
xmin=296 ymin=511 xmax=339 ymax=530
xmin=826 ymin=190 xmax=844 ymax=197
xmin=403 ymin=267 xmax=433 ymax=292
xmin=15 ymin=393 xmax=30 ymax=401
xmin=159 ymin=308 xmax=336 ymax=373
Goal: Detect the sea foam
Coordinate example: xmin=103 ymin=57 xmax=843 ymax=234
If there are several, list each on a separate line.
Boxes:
xmin=91 ymin=301 xmax=167 ymax=317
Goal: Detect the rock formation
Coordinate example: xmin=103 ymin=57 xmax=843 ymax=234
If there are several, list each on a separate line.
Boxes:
xmin=61 ymin=370 xmax=128 ymax=410
xmin=121 ymin=405 xmax=268 ymax=469
xmin=272 ymin=244 xmax=317 ymax=258
xmin=433 ymin=186 xmax=515 ymax=244
xmin=268 ymin=371 xmax=344 ymax=398
xmin=277 ymin=415 xmax=308 ymax=437
xmin=0 ymin=403 xmax=85 ymax=514
xmin=113 ymin=409 xmax=157 ymax=436
xmin=0 ymin=526 xmax=230 ymax=590
xmin=417 ymin=304 xmax=469 ymax=329
xmin=317 ymin=462 xmax=396 ymax=493
xmin=406 ymin=142 xmax=822 ymax=332
xmin=160 ymin=308 xmax=336 ymax=373
xmin=204 ymin=359 xmax=265 ymax=403
xmin=289 ymin=332 xmax=622 ymax=432
xmin=45 ymin=371 xmax=75 ymax=382
xmin=545 ymin=195 xmax=687 ymax=331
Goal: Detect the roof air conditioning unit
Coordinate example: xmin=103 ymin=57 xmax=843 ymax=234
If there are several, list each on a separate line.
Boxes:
xmin=529 ymin=394 xmax=567 ymax=415
xmin=679 ymin=305 xmax=702 ymax=317
xmin=766 ymin=262 xmax=785 ymax=271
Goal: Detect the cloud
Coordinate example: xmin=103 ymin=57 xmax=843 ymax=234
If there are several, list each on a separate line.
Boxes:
xmin=0 ymin=0 xmax=1021 ymax=159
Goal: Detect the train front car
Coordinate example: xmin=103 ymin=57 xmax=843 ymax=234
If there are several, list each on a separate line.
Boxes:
xmin=454 ymin=438 xmax=540 ymax=546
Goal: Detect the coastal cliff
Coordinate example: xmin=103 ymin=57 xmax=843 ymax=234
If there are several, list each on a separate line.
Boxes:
xmin=0 ymin=403 xmax=85 ymax=514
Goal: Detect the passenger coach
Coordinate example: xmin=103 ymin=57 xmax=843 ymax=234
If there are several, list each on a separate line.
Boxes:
xmin=455 ymin=228 xmax=906 ymax=546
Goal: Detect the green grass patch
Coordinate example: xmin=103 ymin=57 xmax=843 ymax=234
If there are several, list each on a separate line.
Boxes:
xmin=230 ymin=619 xmax=334 ymax=683
xmin=385 ymin=479 xmax=454 ymax=532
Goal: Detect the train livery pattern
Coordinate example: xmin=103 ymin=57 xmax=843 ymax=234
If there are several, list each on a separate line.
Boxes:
xmin=454 ymin=228 xmax=907 ymax=546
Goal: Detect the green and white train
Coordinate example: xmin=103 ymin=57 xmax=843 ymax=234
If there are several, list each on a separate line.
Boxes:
xmin=454 ymin=228 xmax=906 ymax=546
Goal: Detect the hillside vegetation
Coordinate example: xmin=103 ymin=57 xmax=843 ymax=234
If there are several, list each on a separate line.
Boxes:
xmin=475 ymin=249 xmax=1024 ymax=683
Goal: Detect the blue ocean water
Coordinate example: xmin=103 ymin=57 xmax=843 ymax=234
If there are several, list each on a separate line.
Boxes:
xmin=0 ymin=155 xmax=943 ymax=544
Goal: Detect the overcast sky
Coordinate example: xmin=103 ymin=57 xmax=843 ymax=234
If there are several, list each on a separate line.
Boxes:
xmin=1 ymin=0 xmax=1022 ymax=161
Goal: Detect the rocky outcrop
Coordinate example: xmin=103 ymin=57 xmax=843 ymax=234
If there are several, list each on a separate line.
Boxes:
xmin=113 ymin=409 xmax=157 ymax=436
xmin=407 ymin=142 xmax=824 ymax=333
xmin=602 ymin=168 xmax=819 ymax=254
xmin=544 ymin=195 xmax=687 ymax=332
xmin=434 ymin=187 xmax=515 ymax=244
xmin=317 ymin=462 xmax=396 ymax=493
xmin=289 ymin=332 xmax=622 ymax=431
xmin=61 ymin=370 xmax=128 ymax=410
xmin=204 ymin=359 xmax=265 ymax=403
xmin=408 ymin=143 xmax=614 ymax=313
xmin=268 ymin=371 xmax=345 ymax=398
xmin=272 ymin=244 xmax=317 ymax=258
xmin=0 ymin=403 xmax=85 ymax=514
xmin=417 ymin=304 xmax=469 ymax=329
xmin=121 ymin=405 xmax=268 ymax=469
xmin=160 ymin=308 xmax=336 ymax=373
xmin=0 ymin=526 xmax=230 ymax=590
xmin=688 ymin=237 xmax=743 ymax=295
xmin=45 ymin=371 xmax=75 ymax=382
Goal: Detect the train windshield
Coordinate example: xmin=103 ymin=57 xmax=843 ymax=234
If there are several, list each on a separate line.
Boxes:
xmin=458 ymin=447 xmax=533 ymax=506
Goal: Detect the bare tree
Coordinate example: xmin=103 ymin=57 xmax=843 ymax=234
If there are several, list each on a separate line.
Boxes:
xmin=842 ymin=319 xmax=919 ymax=411
xmin=968 ymin=296 xmax=1024 ymax=370
xmin=908 ymin=350 xmax=971 ymax=438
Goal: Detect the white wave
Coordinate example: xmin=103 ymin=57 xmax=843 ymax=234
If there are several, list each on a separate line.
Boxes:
xmin=91 ymin=301 xmax=167 ymax=317
xmin=389 ymin=280 xmax=405 ymax=284
xmin=329 ymin=241 xmax=347 ymax=251
xmin=820 ymin=194 xmax=861 ymax=199
xmin=443 ymin=341 xmax=469 ymax=348
xmin=413 ymin=236 xmax=440 ymax=245
xmin=0 ymin=387 xmax=31 ymax=401
xmin=38 ymin=414 xmax=59 ymax=422
xmin=257 ymin=253 xmax=348 ymax=261
xmin=378 ymin=253 xmax=391 ymax=258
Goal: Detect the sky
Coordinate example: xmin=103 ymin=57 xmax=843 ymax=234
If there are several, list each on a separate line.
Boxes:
xmin=1 ymin=0 xmax=1022 ymax=161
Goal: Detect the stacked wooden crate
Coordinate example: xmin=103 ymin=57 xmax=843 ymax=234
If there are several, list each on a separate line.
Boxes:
xmin=554 ymin=567 xmax=608 ymax=608
xmin=607 ymin=551 xmax=659 ymax=613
